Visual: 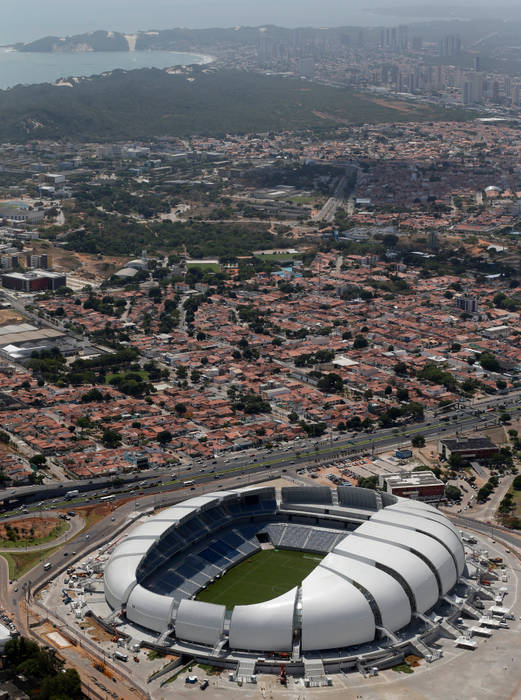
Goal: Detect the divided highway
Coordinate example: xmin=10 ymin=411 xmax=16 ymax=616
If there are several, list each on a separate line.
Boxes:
xmin=1 ymin=390 xmax=520 ymax=516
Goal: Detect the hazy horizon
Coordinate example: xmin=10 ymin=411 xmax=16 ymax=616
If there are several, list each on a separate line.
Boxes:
xmin=1 ymin=0 xmax=512 ymax=45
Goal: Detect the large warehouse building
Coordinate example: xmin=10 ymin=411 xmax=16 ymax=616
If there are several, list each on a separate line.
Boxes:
xmin=100 ymin=486 xmax=471 ymax=677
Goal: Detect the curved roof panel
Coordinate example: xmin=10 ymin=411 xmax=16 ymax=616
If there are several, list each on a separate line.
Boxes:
xmin=301 ymin=567 xmax=375 ymax=650
xmin=320 ymin=552 xmax=411 ymax=631
xmin=104 ymin=554 xmax=140 ymax=610
xmin=229 ymin=587 xmax=297 ymax=652
xmin=354 ymin=521 xmax=457 ymax=594
xmin=175 ymin=600 xmax=226 ymax=647
xmin=371 ymin=508 xmax=465 ymax=575
xmin=126 ymin=585 xmax=174 ymax=633
xmin=334 ymin=533 xmax=438 ymax=613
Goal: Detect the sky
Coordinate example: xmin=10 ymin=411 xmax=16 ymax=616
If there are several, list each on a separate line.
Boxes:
xmin=0 ymin=0 xmax=507 ymax=45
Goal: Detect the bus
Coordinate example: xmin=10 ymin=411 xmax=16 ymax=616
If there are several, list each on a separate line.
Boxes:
xmin=183 ymin=480 xmax=195 ymax=487
xmin=100 ymin=494 xmax=115 ymax=502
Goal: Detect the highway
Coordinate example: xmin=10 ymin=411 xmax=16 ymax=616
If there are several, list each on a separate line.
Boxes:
xmin=2 ymin=389 xmax=521 ymax=516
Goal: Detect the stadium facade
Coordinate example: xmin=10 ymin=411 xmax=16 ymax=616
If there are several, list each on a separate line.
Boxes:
xmin=102 ymin=486 xmax=472 ymax=677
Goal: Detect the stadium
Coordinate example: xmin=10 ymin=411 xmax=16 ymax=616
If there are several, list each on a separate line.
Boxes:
xmin=102 ymin=485 xmax=471 ymax=680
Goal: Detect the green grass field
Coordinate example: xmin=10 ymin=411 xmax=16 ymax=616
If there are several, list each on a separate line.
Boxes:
xmin=186 ymin=262 xmax=221 ymax=272
xmin=195 ymin=549 xmax=323 ymax=608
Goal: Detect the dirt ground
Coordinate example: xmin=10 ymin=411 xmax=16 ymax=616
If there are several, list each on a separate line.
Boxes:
xmin=30 ymin=241 xmax=128 ymax=281
xmin=81 ymin=617 xmax=115 ymax=644
xmin=0 ymin=515 xmax=62 ymax=540
xmin=0 ymin=309 xmax=25 ymax=326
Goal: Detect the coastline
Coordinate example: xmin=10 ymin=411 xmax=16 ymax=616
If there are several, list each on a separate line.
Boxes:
xmin=0 ymin=48 xmax=214 ymax=90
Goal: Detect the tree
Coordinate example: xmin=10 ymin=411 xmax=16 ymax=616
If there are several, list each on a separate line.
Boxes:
xmin=175 ymin=403 xmax=187 ymax=415
xmin=82 ymin=388 xmax=111 ymax=403
xmin=40 ymin=668 xmax=82 ymax=700
xmin=477 ymin=485 xmax=492 ymax=502
xmin=445 ymin=485 xmax=462 ymax=501
xmin=101 ymin=428 xmax=122 ymax=449
xmin=394 ymin=362 xmax=408 ymax=376
xmin=358 ymin=475 xmax=378 ymax=489
xmin=317 ymin=372 xmax=344 ymax=394
xmin=513 ymin=475 xmax=521 ymax=490
xmin=396 ymin=387 xmax=409 ymax=402
xmin=0 ymin=430 xmax=10 ymax=444
xmin=412 ymin=434 xmax=425 ymax=448
xmin=448 ymin=453 xmax=464 ymax=470
xmin=479 ymin=351 xmax=501 ymax=373
xmin=353 ymin=335 xmax=368 ymax=349
xmin=30 ymin=454 xmax=46 ymax=466
xmin=157 ymin=430 xmax=172 ymax=446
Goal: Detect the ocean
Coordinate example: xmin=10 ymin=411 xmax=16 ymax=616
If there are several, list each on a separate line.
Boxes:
xmin=0 ymin=0 xmax=458 ymax=90
xmin=0 ymin=49 xmax=209 ymax=90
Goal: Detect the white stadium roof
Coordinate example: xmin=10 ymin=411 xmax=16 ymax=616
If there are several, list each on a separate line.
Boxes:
xmin=103 ymin=488 xmax=464 ymax=653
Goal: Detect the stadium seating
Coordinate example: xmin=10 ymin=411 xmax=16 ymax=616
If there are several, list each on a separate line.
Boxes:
xmin=281 ymin=486 xmax=333 ymax=505
xmin=337 ymin=486 xmax=378 ymax=511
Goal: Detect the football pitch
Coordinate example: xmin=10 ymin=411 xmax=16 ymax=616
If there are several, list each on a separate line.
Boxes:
xmin=195 ymin=549 xmax=323 ymax=608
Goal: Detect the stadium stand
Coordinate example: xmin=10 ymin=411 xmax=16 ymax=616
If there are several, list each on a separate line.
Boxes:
xmin=337 ymin=486 xmax=378 ymax=510
xmin=281 ymin=486 xmax=333 ymax=505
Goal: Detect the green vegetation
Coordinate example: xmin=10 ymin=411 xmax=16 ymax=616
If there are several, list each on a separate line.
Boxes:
xmin=392 ymin=663 xmax=414 ymax=674
xmin=19 ymin=30 xmax=128 ymax=52
xmin=27 ymin=346 xmax=139 ymax=387
xmin=63 ymin=216 xmax=285 ymax=258
xmin=412 ymin=434 xmax=425 ymax=448
xmin=4 ymin=636 xmax=81 ymax=699
xmin=0 ymin=69 xmax=469 ymax=144
xmin=357 ymin=475 xmax=378 ymax=489
xmin=196 ymin=549 xmax=323 ymax=608
xmin=147 ymin=649 xmax=166 ymax=661
xmin=186 ymin=262 xmax=221 ymax=272
xmin=1 ymin=519 xmax=68 ymax=549
xmin=1 ymin=545 xmax=61 ymax=579
xmin=417 ymin=362 xmax=457 ymax=391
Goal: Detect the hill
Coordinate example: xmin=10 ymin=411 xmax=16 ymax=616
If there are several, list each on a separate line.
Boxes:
xmin=16 ymin=30 xmax=129 ymax=53
xmin=0 ymin=68 xmax=468 ymax=143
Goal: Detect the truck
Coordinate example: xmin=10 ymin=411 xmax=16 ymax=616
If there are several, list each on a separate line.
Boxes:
xmin=64 ymin=490 xmax=79 ymax=500
xmin=44 ymin=562 xmax=52 ymax=570
xmin=114 ymin=651 xmax=128 ymax=662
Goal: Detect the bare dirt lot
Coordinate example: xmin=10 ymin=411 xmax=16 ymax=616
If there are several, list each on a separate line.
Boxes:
xmin=0 ymin=515 xmax=64 ymax=542
xmin=30 ymin=241 xmax=128 ymax=282
xmin=0 ymin=309 xmax=25 ymax=326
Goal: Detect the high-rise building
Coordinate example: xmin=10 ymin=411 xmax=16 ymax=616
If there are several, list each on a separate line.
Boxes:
xmin=455 ymin=294 xmax=478 ymax=314
xmin=440 ymin=34 xmax=461 ymax=57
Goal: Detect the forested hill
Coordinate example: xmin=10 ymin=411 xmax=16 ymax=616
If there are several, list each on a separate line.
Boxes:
xmin=16 ymin=30 xmax=129 ymax=53
xmin=0 ymin=68 xmax=468 ymax=143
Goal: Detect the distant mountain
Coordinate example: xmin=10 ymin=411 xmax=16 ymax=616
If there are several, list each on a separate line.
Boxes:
xmin=14 ymin=20 xmax=519 ymax=54
xmin=16 ymin=30 xmax=129 ymax=53
xmin=0 ymin=68 xmax=468 ymax=143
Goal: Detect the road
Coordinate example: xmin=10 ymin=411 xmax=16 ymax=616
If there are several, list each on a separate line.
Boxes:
xmin=452 ymin=513 xmax=521 ymax=551
xmin=3 ymin=387 xmax=521 ymax=516
xmin=313 ymin=172 xmax=350 ymax=223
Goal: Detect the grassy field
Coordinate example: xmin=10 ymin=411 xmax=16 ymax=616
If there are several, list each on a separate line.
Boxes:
xmin=186 ymin=262 xmax=221 ymax=272
xmin=196 ymin=549 xmax=323 ymax=608
xmin=1 ymin=545 xmax=61 ymax=580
